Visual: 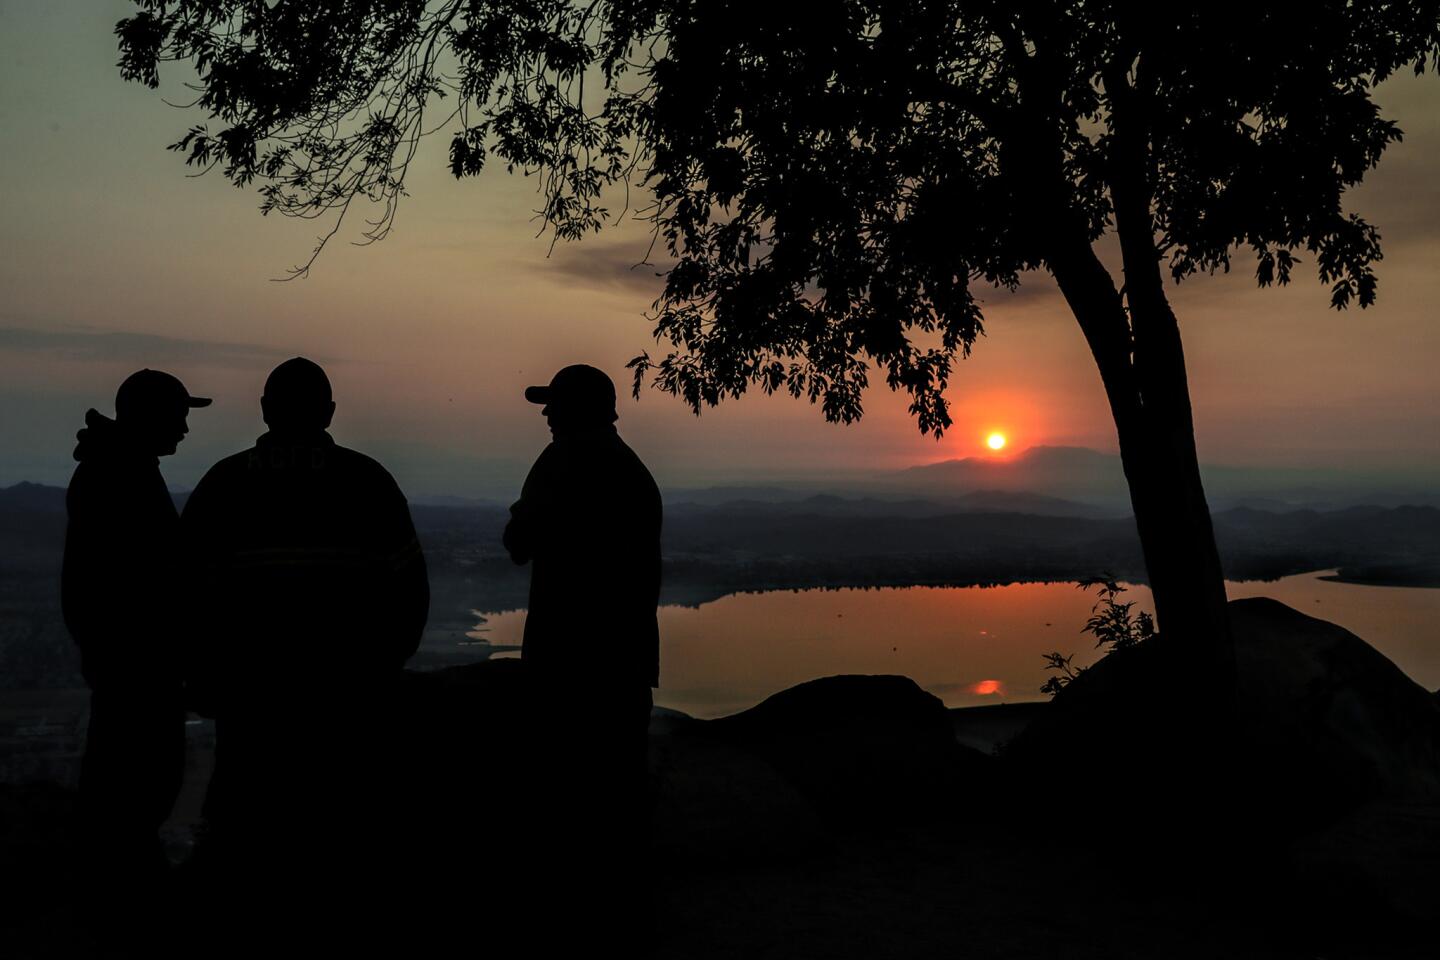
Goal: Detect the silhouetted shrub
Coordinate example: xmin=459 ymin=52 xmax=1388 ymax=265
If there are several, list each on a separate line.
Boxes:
xmin=1041 ymin=577 xmax=1155 ymax=696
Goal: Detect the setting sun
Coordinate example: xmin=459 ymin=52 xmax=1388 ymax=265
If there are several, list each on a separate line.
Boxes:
xmin=986 ymin=432 xmax=1007 ymax=451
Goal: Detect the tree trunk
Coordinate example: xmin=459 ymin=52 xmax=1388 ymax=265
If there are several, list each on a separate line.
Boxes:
xmin=1121 ymin=292 xmax=1234 ymax=681
xmin=1047 ymin=238 xmax=1236 ymax=690
xmin=1001 ymin=58 xmax=1234 ymax=690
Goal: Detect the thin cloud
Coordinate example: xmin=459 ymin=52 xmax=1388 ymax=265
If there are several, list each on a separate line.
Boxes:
xmin=538 ymin=241 xmax=1071 ymax=311
xmin=0 ymin=325 xmax=321 ymax=368
xmin=531 ymin=239 xmax=673 ymax=296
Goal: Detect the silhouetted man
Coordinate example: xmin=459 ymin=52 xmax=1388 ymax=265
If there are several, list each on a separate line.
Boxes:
xmin=504 ymin=363 xmax=662 ymax=947
xmin=181 ymin=358 xmax=427 ymax=938
xmin=62 ymin=370 xmax=210 ymax=910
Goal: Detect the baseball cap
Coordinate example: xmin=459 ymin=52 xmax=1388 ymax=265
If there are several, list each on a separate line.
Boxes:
xmin=115 ymin=369 xmax=211 ymax=419
xmin=524 ymin=364 xmax=617 ymax=411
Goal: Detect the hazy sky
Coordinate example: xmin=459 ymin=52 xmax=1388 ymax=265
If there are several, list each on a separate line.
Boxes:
xmin=2 ymin=1 xmax=1438 ymax=498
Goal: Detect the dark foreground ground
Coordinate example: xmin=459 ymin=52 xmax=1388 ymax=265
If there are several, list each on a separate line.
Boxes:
xmin=3 ymin=697 xmax=1432 ymax=960
xmin=6 ymin=786 xmax=1418 ymax=960
xmin=653 ymin=824 xmax=1343 ymax=960
xmin=7 ymin=597 xmax=1439 ymax=959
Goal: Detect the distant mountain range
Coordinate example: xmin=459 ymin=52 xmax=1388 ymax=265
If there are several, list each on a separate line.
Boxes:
xmin=0 ymin=481 xmax=65 ymax=514
xmin=5 ymin=476 xmax=1439 ymax=688
xmin=668 ymin=489 xmax=1101 ymax=519
xmin=8 ymin=473 xmax=1436 ymax=591
xmin=880 ymin=446 xmax=1438 ymax=512
xmin=658 ymin=448 xmax=1129 ymax=511
xmin=895 ymin=446 xmax=1129 ymax=506
xmin=9 ymin=440 xmax=1438 ymax=521
xmin=662 ymin=446 xmax=1438 ymax=515
xmin=0 ymin=482 xmax=68 ymax=565
xmin=662 ymin=447 xmax=1135 ymax=516
xmin=7 ymin=446 xmax=1438 ymax=591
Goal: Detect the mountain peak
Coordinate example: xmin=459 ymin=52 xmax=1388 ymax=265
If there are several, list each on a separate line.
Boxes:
xmin=907 ymin=445 xmax=1116 ymax=472
xmin=0 ymin=481 xmax=68 ymax=513
xmin=895 ymin=446 xmax=1130 ymax=504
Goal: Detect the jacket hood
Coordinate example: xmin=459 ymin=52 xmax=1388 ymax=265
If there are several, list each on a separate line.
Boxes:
xmin=72 ymin=408 xmax=122 ymax=463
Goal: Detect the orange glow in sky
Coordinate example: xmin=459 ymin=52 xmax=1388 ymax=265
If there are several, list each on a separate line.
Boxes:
xmin=968 ymin=679 xmax=1005 ymax=696
xmin=4 ymin=8 xmax=1440 ymax=493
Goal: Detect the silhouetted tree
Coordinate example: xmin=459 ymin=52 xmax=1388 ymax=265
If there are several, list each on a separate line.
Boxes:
xmin=117 ymin=1 xmax=1440 ymax=668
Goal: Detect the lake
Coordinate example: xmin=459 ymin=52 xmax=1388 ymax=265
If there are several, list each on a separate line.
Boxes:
xmin=467 ymin=572 xmax=1440 ymax=719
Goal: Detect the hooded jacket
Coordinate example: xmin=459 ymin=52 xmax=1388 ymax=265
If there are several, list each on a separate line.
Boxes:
xmin=62 ymin=409 xmax=183 ymax=689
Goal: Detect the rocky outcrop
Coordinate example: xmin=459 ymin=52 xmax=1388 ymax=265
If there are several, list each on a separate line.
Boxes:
xmin=652 ymin=675 xmax=991 ymax=864
xmin=398 ymin=619 xmax=1440 ymax=927
xmin=1009 ymin=598 xmax=1440 ymax=810
xmin=1005 ymin=596 xmax=1440 ymax=925
xmin=397 ymin=666 xmax=990 ymax=865
xmin=1229 ymin=597 xmax=1440 ymax=807
xmin=697 ymin=675 xmax=991 ymax=824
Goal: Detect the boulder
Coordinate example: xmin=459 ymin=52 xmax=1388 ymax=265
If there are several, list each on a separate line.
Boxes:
xmin=1229 ymin=597 xmax=1440 ymax=809
xmin=391 ymin=669 xmax=987 ymax=864
xmin=696 ymin=675 xmax=993 ymax=827
xmin=395 ymin=663 xmax=828 ymax=866
xmin=1009 ymin=598 xmax=1440 ymax=814
xmin=1005 ymin=596 xmax=1440 ymax=925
